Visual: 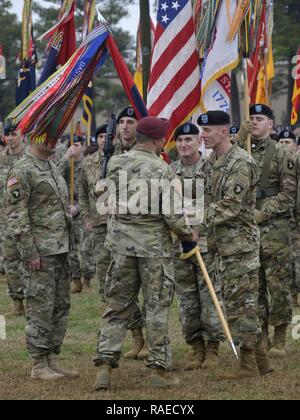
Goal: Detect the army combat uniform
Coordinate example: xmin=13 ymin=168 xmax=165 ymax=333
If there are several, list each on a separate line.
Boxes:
xmin=205 ymin=144 xmax=261 ymax=351
xmin=5 ymin=152 xmax=72 ymax=363
xmin=290 ymin=152 xmax=300 ymax=300
xmin=0 ymin=146 xmax=26 ymax=304
xmin=93 ymin=145 xmax=193 ymax=373
xmin=80 ymin=150 xmax=110 ymax=297
xmin=237 ymin=127 xmax=296 ymax=354
xmin=58 ymin=158 xmax=95 ymax=285
xmin=171 ymin=158 xmax=225 ymax=369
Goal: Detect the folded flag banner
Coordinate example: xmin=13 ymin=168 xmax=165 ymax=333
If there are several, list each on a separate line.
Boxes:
xmin=291 ymin=48 xmax=300 ymax=126
xmin=7 ymin=16 xmax=148 ymax=147
xmin=39 ymin=0 xmax=76 ymax=85
xmin=0 ymin=45 xmax=6 ymax=80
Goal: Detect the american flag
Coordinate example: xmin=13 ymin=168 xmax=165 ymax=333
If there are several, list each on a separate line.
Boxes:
xmin=147 ymin=0 xmax=201 ymax=142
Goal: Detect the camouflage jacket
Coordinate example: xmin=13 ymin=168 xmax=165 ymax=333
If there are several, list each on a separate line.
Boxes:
xmin=205 ymin=144 xmax=260 ymax=257
xmin=170 ymin=157 xmax=208 ymax=253
xmin=0 ymin=147 xmax=25 ymax=225
xmin=104 ymin=145 xmax=193 ymax=258
xmin=5 ymin=151 xmax=71 ymax=260
xmin=237 ymin=134 xmax=297 ymax=220
xmin=79 ymin=150 xmax=107 ymax=226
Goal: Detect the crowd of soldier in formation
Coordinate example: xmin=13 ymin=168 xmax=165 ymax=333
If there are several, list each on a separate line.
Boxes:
xmin=0 ymin=103 xmax=300 ymax=391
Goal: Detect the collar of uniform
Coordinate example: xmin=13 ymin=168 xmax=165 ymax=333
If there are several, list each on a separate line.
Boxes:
xmin=175 ymin=156 xmax=204 ymax=174
xmin=133 ymin=145 xmax=157 ymax=156
xmin=27 ymin=150 xmax=52 ymax=171
xmin=251 ymin=137 xmax=270 ymax=151
xmin=210 ymin=144 xmax=236 ymax=168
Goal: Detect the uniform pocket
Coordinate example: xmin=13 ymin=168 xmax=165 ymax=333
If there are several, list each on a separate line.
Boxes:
xmin=159 ymin=265 xmax=175 ymax=306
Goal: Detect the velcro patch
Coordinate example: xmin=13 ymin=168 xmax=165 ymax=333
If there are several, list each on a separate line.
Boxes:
xmin=7 ymin=177 xmax=20 ymax=189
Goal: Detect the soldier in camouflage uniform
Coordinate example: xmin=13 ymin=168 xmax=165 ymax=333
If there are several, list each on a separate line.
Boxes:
xmin=58 ymin=136 xmax=95 ymax=293
xmin=5 ymin=139 xmax=78 ymax=381
xmin=198 ymin=110 xmax=271 ymax=380
xmin=80 ymin=124 xmax=111 ymax=298
xmin=0 ymin=124 xmax=26 ymax=315
xmin=93 ymin=117 xmax=195 ymax=390
xmin=277 ymin=129 xmax=300 ymax=306
xmin=170 ymin=122 xmax=225 ymax=371
xmin=237 ymin=105 xmax=296 ymax=358
xmin=113 ymin=107 xmax=147 ymax=360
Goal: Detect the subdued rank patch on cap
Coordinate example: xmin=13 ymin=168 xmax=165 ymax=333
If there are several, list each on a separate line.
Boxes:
xmin=234 ymin=184 xmax=244 ymax=194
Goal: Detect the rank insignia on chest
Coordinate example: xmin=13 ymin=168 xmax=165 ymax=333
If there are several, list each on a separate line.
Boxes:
xmin=287 ymin=160 xmax=295 ymax=170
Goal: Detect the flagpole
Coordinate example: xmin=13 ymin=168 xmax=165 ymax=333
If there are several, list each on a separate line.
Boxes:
xmin=243 ymin=59 xmax=251 ymax=155
xmin=70 ymin=118 xmax=75 ymax=207
xmin=139 ymin=0 xmax=152 ymax=102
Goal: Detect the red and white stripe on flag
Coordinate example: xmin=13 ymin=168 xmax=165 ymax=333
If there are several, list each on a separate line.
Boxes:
xmin=147 ymin=0 xmax=201 ymax=140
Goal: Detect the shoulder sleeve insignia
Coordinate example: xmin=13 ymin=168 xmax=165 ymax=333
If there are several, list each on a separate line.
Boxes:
xmin=7 ymin=177 xmax=21 ymax=189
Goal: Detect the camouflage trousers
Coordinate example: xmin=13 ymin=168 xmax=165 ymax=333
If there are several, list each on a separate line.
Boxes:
xmin=290 ymin=218 xmax=300 ymax=295
xmin=174 ymin=252 xmax=225 ymax=344
xmin=259 ymin=218 xmax=293 ymax=327
xmin=2 ymin=233 xmax=26 ymax=301
xmin=70 ymin=217 xmax=95 ymax=281
xmin=94 ymin=225 xmax=111 ymax=298
xmin=217 ymin=250 xmax=261 ymax=350
xmin=94 ymin=254 xmax=174 ymax=369
xmin=25 ymin=254 xmax=71 ymax=360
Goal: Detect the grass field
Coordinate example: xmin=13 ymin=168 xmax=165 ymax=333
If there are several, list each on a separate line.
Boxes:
xmin=0 ymin=273 xmax=300 ymax=400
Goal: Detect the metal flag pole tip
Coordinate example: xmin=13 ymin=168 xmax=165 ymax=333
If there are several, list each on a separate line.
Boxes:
xmin=230 ymin=341 xmax=239 ymax=360
xmin=96 ymin=7 xmax=106 ymax=23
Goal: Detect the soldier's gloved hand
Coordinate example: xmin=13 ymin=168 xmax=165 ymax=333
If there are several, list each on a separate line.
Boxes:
xmin=238 ymin=120 xmax=253 ymax=141
xmin=27 ymin=257 xmax=41 ymax=272
xmin=69 ymin=205 xmax=79 ymax=218
xmin=180 ymin=241 xmax=199 ymax=265
xmin=254 ymin=209 xmax=267 ymax=225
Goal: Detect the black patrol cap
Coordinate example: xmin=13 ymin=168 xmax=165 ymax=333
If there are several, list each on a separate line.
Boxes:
xmin=250 ymin=104 xmax=274 ymax=120
xmin=230 ymin=125 xmax=240 ymax=135
xmin=95 ymin=124 xmax=108 ymax=139
xmin=278 ymin=129 xmax=296 ymax=141
xmin=4 ymin=120 xmax=18 ymax=136
xmin=197 ymin=111 xmax=231 ymax=126
xmin=174 ymin=122 xmax=199 ymax=140
xmin=117 ymin=107 xmax=137 ymax=123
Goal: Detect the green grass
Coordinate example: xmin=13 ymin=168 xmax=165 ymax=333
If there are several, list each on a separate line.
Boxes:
xmin=0 ymin=273 xmax=300 ymax=400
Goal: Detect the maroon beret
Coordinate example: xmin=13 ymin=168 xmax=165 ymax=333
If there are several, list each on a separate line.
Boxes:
xmin=136 ymin=117 xmax=169 ymax=139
